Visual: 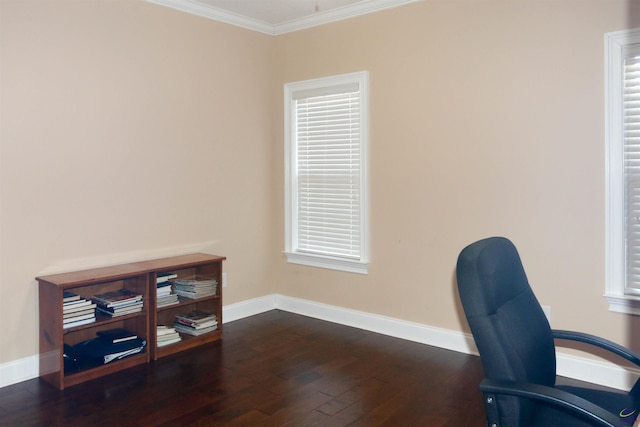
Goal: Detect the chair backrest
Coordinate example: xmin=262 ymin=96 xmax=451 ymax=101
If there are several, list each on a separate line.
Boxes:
xmin=456 ymin=237 xmax=557 ymax=426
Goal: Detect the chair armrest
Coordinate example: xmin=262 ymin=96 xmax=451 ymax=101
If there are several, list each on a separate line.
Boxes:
xmin=480 ymin=379 xmax=626 ymax=427
xmin=552 ymin=330 xmax=640 ymax=367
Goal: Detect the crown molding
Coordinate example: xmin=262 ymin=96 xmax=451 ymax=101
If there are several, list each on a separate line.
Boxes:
xmin=146 ymin=0 xmax=275 ymax=34
xmin=274 ymin=0 xmax=421 ymax=35
xmin=145 ymin=0 xmax=422 ymax=36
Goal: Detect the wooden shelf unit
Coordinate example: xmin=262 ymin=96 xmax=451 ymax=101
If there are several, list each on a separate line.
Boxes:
xmin=36 ymin=253 xmax=225 ymax=390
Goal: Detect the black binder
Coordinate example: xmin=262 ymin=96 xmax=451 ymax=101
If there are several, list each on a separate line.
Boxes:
xmin=74 ymin=336 xmax=146 ymax=365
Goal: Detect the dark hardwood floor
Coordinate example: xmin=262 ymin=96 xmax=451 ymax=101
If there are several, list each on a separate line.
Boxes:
xmin=0 ymin=309 xmax=599 ymax=426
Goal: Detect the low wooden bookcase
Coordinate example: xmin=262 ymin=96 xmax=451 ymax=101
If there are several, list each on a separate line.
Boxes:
xmin=36 ymin=253 xmax=225 ymax=390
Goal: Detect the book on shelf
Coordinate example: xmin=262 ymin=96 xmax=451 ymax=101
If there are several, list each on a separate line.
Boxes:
xmin=63 ymin=301 xmax=96 ymax=314
xmin=157 ymin=282 xmax=172 ymax=296
xmin=92 ymin=289 xmax=143 ymax=317
xmin=173 ymin=310 xmax=218 ymax=336
xmin=63 ymin=316 xmax=96 ymax=329
xmin=174 ymin=309 xmax=217 ymax=325
xmin=64 ymin=297 xmax=88 ymax=305
xmin=157 ymin=325 xmax=178 ymax=336
xmin=63 ymin=312 xmax=95 ymax=324
xmin=171 ymin=277 xmax=217 ymax=299
xmin=91 ymin=289 xmax=143 ymax=308
xmin=63 ymin=308 xmax=96 ymax=319
xmin=96 ymin=328 xmax=138 ymax=344
xmin=156 ymin=272 xmax=178 ymax=284
xmin=62 ymin=294 xmax=96 ymax=328
xmin=173 ymin=323 xmax=217 ymax=336
xmin=63 ymin=298 xmax=94 ymax=309
xmin=157 ymin=337 xmax=182 ymax=347
xmin=63 ymin=291 xmax=81 ymax=303
xmin=175 ymin=317 xmax=217 ymax=329
xmin=96 ymin=299 xmax=143 ymax=310
xmin=156 ymin=325 xmax=182 ymax=347
xmin=156 ymin=280 xmax=178 ymax=307
xmin=95 ymin=298 xmax=143 ymax=310
xmin=172 ymin=277 xmax=217 ymax=286
xmin=173 ymin=289 xmax=215 ymax=299
xmin=157 ymin=294 xmax=179 ymax=308
xmin=96 ymin=303 xmax=143 ymax=317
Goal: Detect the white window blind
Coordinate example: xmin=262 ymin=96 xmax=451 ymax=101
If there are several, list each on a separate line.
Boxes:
xmin=295 ymin=87 xmax=361 ymax=259
xmin=606 ymin=28 xmax=640 ymax=313
xmin=284 ymin=72 xmax=369 ymax=274
xmin=624 ymin=54 xmax=640 ymax=293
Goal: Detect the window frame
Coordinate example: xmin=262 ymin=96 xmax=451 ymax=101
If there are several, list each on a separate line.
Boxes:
xmin=284 ymin=71 xmax=369 ymax=274
xmin=605 ymin=27 xmax=640 ymax=314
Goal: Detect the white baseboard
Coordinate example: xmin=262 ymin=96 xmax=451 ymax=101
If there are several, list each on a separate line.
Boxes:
xmin=223 ymin=294 xmax=640 ymax=391
xmin=3 ymin=293 xmax=637 ymax=391
xmin=556 ymin=352 xmax=640 ymax=390
xmin=222 ymin=294 xmax=277 ymax=322
xmin=0 ymin=354 xmax=39 ymax=389
xmin=274 ymin=294 xmax=477 ymax=354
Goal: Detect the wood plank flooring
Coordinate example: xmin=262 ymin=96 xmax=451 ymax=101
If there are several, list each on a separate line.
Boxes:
xmin=0 ymin=310 xmax=526 ymax=425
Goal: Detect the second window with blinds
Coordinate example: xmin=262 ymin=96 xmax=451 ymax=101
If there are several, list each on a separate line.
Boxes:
xmin=606 ymin=28 xmax=640 ymax=313
xmin=284 ymin=71 xmax=369 ymax=274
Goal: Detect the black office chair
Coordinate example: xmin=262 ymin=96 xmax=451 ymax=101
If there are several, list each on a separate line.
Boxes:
xmin=456 ymin=237 xmax=640 ymax=427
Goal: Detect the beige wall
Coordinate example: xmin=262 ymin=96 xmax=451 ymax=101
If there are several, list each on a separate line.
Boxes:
xmin=0 ymin=0 xmax=276 ymax=363
xmin=271 ymin=0 xmax=640 ymax=350
xmin=1 ymin=0 xmax=640 ymax=370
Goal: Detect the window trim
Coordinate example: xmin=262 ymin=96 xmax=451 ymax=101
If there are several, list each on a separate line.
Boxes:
xmin=284 ymin=71 xmax=369 ymax=274
xmin=605 ymin=28 xmax=640 ymax=314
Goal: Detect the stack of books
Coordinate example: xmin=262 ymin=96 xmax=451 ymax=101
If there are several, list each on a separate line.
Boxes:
xmin=73 ymin=328 xmax=146 ymax=365
xmin=173 ymin=310 xmax=218 ymax=336
xmin=157 ymin=283 xmax=178 ymax=307
xmin=156 ymin=272 xmax=177 ymax=283
xmin=172 ymin=277 xmax=217 ymax=299
xmin=92 ymin=289 xmax=143 ymax=317
xmin=63 ymin=291 xmax=96 ymax=329
xmin=156 ymin=325 xmax=182 ymax=347
xmin=156 ymin=272 xmax=179 ymax=308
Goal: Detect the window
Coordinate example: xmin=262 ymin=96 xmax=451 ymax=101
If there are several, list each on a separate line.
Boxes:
xmin=284 ymin=71 xmax=369 ymax=274
xmin=606 ymin=28 xmax=640 ymax=313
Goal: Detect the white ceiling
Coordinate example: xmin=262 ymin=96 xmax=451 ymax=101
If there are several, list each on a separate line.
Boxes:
xmin=197 ymin=0 xmax=364 ymax=24
xmin=146 ymin=0 xmax=421 ymax=35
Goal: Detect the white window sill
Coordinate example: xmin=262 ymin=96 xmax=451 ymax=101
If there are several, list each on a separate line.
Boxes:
xmin=605 ymin=293 xmax=640 ymax=316
xmin=284 ymin=251 xmax=368 ymax=274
